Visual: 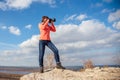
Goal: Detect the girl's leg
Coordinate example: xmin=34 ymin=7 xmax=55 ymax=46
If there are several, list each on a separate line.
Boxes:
xmin=47 ymin=41 xmax=60 ymax=63
xmin=39 ymin=40 xmax=46 ymax=67
xmin=47 ymin=41 xmax=65 ymax=69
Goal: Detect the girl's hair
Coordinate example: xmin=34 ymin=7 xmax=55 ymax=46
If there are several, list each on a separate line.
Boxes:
xmin=41 ymin=16 xmax=49 ymax=22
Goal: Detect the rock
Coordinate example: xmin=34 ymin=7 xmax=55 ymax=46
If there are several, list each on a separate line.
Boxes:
xmin=20 ymin=67 xmax=120 ymax=80
xmin=93 ymin=67 xmax=100 ymax=70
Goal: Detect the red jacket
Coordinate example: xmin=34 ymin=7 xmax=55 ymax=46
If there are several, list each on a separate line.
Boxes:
xmin=39 ymin=20 xmax=56 ymax=40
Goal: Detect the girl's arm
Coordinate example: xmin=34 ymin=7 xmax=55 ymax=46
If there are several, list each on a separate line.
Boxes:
xmin=50 ymin=22 xmax=56 ymax=32
xmin=39 ymin=19 xmax=49 ymax=29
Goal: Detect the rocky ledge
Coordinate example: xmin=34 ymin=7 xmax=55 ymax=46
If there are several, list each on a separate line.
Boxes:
xmin=20 ymin=67 xmax=120 ymax=80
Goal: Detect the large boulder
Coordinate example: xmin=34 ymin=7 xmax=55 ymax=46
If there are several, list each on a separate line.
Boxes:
xmin=20 ymin=67 xmax=120 ymax=80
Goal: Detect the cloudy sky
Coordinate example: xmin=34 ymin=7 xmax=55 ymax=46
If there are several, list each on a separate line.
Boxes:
xmin=0 ymin=0 xmax=120 ymax=67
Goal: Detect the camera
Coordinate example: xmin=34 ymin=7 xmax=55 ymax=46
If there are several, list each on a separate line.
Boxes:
xmin=49 ymin=18 xmax=56 ymax=23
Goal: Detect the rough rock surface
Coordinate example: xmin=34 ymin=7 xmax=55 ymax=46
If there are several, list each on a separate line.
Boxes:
xmin=20 ymin=67 xmax=120 ymax=80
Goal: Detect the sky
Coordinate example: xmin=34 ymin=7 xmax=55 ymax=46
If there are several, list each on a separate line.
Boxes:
xmin=0 ymin=0 xmax=120 ymax=67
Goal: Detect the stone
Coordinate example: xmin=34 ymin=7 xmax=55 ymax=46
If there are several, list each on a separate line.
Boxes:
xmin=20 ymin=67 xmax=120 ymax=80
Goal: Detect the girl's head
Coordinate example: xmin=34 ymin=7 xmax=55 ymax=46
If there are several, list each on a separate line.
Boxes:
xmin=41 ymin=16 xmax=49 ymax=22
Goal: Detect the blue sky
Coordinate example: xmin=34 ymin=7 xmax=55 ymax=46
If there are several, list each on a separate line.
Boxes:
xmin=0 ymin=0 xmax=120 ymax=67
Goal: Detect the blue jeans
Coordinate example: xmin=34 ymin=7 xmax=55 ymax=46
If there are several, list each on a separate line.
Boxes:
xmin=39 ymin=40 xmax=60 ymax=67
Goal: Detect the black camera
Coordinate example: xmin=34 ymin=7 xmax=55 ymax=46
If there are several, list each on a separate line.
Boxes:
xmin=49 ymin=18 xmax=56 ymax=23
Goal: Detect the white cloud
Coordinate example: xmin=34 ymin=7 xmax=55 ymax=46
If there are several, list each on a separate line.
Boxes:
xmin=0 ymin=1 xmax=7 ymax=10
xmin=0 ymin=42 xmax=18 ymax=50
xmin=0 ymin=25 xmax=22 ymax=35
xmin=65 ymin=14 xmax=77 ymax=21
xmin=101 ymin=8 xmax=114 ymax=13
xmin=36 ymin=0 xmax=56 ymax=7
xmin=52 ymin=20 xmax=119 ymax=65
xmin=25 ymin=24 xmax=32 ymax=29
xmin=108 ymin=9 xmax=120 ymax=30
xmin=54 ymin=20 xmax=112 ymax=43
xmin=0 ymin=0 xmax=33 ymax=10
xmin=113 ymin=21 xmax=120 ymax=30
xmin=8 ymin=26 xmax=21 ymax=35
xmin=108 ymin=9 xmax=120 ymax=22
xmin=0 ymin=26 xmax=7 ymax=30
xmin=0 ymin=34 xmax=39 ymax=66
xmin=7 ymin=0 xmax=32 ymax=10
xmin=19 ymin=35 xmax=39 ymax=48
xmin=102 ymin=9 xmax=109 ymax=13
xmin=76 ymin=14 xmax=87 ymax=21
xmin=65 ymin=14 xmax=87 ymax=22
xmin=0 ymin=0 xmax=56 ymax=10
xmin=0 ymin=19 xmax=120 ymax=66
